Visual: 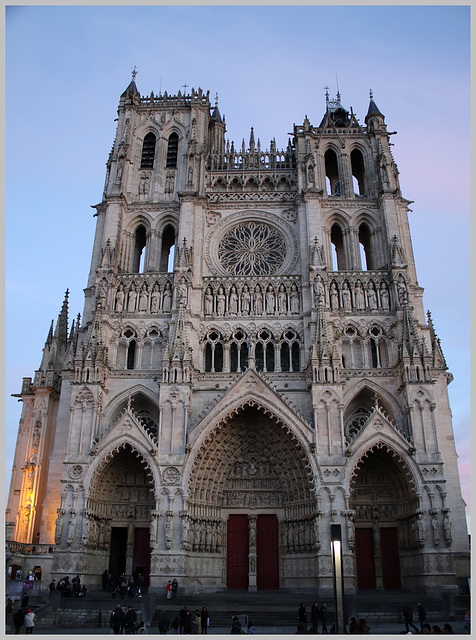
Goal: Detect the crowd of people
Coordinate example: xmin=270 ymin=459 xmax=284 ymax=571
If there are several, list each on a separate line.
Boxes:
xmin=102 ymin=571 xmax=145 ymax=600
xmin=48 ymin=574 xmax=87 ymax=598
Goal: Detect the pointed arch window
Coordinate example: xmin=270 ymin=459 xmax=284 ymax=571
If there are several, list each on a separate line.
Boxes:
xmin=256 ymin=330 xmax=275 ymax=372
xmin=351 ymin=149 xmax=366 ymax=196
xmin=166 ymin=132 xmax=179 ymax=168
xmin=127 ymin=340 xmax=136 ymax=370
xmin=230 ymin=330 xmax=248 ymax=372
xmin=325 ymin=149 xmax=340 ymax=196
xmin=132 ymin=225 xmax=147 ymax=273
xmin=359 ymin=223 xmax=373 ymax=270
xmin=330 ymin=223 xmax=345 ymax=270
xmin=140 ymin=132 xmax=156 ymax=169
xmin=160 ymin=225 xmax=176 ymax=272
xmin=204 ymin=331 xmax=224 ymax=373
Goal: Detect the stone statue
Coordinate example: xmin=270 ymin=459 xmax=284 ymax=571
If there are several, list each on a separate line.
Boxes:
xmin=443 ymin=512 xmax=452 ymax=545
xmin=138 ymin=284 xmax=149 ymax=311
xmin=204 ymin=287 xmax=214 ymax=315
xmin=127 ymin=284 xmax=137 ymax=312
xmin=432 ymin=517 xmax=440 ymax=545
xmin=229 ymin=286 xmax=238 ymax=314
xmin=253 ymin=285 xmax=263 ymax=315
xmin=241 ymin=285 xmax=251 ymax=315
xmin=151 ymin=284 xmax=160 ymax=312
xmin=162 ymin=282 xmax=172 ymax=313
xmin=354 ymin=280 xmax=365 ymax=310
xmin=313 ymin=276 xmax=325 ymax=306
xmin=380 ymin=282 xmax=390 ymax=310
xmin=266 ymin=285 xmax=275 ymax=314
xmin=277 ymin=284 xmax=287 ymax=314
xmin=330 ymin=282 xmax=339 ymax=310
xmin=367 ymin=281 xmax=377 ymax=310
xmin=290 ymin=284 xmax=300 ymax=314
xmin=342 ymin=282 xmax=352 ymax=311
xmin=216 ymin=286 xmax=226 ymax=316
xmin=115 ymin=284 xmax=125 ymax=312
xmin=417 ymin=513 xmax=426 ymax=544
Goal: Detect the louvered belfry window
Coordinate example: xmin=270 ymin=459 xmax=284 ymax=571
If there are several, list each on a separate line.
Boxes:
xmin=140 ymin=132 xmax=156 ymax=168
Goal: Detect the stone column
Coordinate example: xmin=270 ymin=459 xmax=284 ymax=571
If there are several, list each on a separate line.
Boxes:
xmin=248 ymin=515 xmax=257 ymax=592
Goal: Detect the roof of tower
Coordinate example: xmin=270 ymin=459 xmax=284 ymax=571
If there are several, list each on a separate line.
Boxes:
xmin=121 ymin=67 xmax=140 ymax=98
xmin=319 ymin=88 xmax=350 ymax=127
xmin=365 ymin=90 xmax=385 ymax=124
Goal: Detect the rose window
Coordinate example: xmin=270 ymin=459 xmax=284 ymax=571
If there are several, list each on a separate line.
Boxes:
xmin=217 ymin=222 xmax=286 ymax=276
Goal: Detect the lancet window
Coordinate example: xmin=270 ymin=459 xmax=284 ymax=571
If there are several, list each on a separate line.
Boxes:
xmin=132 ymin=225 xmax=147 ymax=273
xmin=166 ymin=132 xmax=179 ymax=168
xmin=325 ymin=149 xmax=340 ymax=196
xmin=140 ymin=132 xmax=156 ymax=169
xmin=160 ymin=225 xmax=176 ymax=272
xmin=204 ymin=331 xmax=224 ymax=373
xmin=351 ymin=148 xmax=367 ymax=196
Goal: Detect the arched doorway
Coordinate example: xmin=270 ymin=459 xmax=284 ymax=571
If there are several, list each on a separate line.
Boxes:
xmin=188 ymin=404 xmax=316 ymax=590
xmin=349 ymin=444 xmax=418 ymax=590
xmin=87 ymin=443 xmax=155 ymax=587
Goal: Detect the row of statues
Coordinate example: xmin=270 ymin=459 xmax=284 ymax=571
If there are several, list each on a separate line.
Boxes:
xmin=313 ymin=276 xmax=393 ymax=312
xmin=112 ymin=280 xmax=174 ymax=313
xmin=204 ymin=282 xmax=301 ymax=317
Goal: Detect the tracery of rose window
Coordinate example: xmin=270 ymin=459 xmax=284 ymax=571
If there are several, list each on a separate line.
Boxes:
xmin=218 ymin=223 xmax=286 ymax=276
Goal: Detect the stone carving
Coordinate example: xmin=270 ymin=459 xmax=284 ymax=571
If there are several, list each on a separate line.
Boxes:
xmin=163 ymin=467 xmax=181 ymax=486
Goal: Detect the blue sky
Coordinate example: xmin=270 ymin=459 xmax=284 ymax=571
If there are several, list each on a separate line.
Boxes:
xmin=5 ymin=5 xmax=471 ymax=524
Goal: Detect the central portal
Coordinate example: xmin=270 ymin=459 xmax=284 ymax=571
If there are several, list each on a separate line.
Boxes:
xmin=227 ymin=514 xmax=279 ymax=590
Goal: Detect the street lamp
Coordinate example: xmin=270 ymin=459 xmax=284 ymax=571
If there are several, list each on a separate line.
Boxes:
xmin=331 ymin=523 xmax=345 ymax=633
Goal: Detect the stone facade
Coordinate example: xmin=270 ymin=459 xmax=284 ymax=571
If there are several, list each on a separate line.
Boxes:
xmin=6 ymin=78 xmax=469 ymax=596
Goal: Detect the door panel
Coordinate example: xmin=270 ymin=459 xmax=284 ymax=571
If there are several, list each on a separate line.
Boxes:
xmin=257 ymin=515 xmax=279 ymax=590
xmin=109 ymin=527 xmax=127 ymax=580
xmin=133 ymin=527 xmax=151 ymax=588
xmin=380 ymin=527 xmax=401 ymax=589
xmin=227 ymin=515 xmax=249 ymax=590
xmin=355 ymin=528 xmax=376 ymax=589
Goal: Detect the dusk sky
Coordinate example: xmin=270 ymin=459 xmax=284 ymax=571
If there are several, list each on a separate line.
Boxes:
xmin=5 ymin=5 xmax=470 ymax=526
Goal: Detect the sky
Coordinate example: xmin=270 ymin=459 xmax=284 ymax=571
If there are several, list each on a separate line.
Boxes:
xmin=5 ymin=5 xmax=471 ymax=527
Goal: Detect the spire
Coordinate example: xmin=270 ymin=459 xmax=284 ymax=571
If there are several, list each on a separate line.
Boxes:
xmin=401 ymin=299 xmax=422 ymax=360
xmin=365 ymin=89 xmax=385 ymax=124
xmin=121 ymin=66 xmax=140 ymax=98
xmin=427 ymin=311 xmax=448 ymax=369
xmin=211 ymin=92 xmax=223 ymax=123
xmin=54 ymin=290 xmax=69 ymax=345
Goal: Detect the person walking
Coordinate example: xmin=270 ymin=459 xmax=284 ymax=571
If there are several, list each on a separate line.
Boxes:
xmin=158 ymin=610 xmax=170 ymax=634
xmin=200 ymin=607 xmax=209 ymax=634
xmin=402 ymin=603 xmax=419 ymax=634
xmin=171 ymin=578 xmax=178 ymax=599
xmin=13 ymin=607 xmax=24 ymax=635
xmin=298 ymin=603 xmax=307 ymax=631
xmin=110 ymin=604 xmax=123 ymax=635
xmin=318 ymin=603 xmax=328 ymax=633
xmin=24 ymin=609 xmax=36 ymax=634
xmin=417 ymin=602 xmax=427 ymax=632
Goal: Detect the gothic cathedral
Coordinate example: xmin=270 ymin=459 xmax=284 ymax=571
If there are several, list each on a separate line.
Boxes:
xmin=6 ymin=77 xmax=469 ymax=597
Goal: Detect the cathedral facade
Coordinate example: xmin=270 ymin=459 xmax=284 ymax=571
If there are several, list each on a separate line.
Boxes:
xmin=6 ymin=77 xmax=469 ymax=597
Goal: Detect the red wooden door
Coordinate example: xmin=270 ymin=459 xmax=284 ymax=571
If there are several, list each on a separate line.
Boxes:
xmin=380 ymin=527 xmax=401 ymax=589
xmin=355 ymin=528 xmax=376 ymax=589
xmin=227 ymin=515 xmax=249 ymax=590
xmin=257 ymin=515 xmax=279 ymax=590
xmin=133 ymin=527 xmax=151 ymax=587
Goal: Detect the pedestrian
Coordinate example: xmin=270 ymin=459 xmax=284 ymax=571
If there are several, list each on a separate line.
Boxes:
xmin=417 ymin=602 xmax=427 ymax=632
xmin=318 ymin=603 xmax=328 ymax=633
xmin=200 ymin=607 xmax=209 ymax=634
xmin=348 ymin=617 xmax=359 ymax=634
xmin=171 ymin=615 xmax=180 ymax=634
xmin=402 ymin=603 xmax=418 ymax=634
xmin=166 ymin=580 xmax=172 ymax=600
xmin=247 ymin=621 xmax=255 ymax=634
xmin=442 ymin=623 xmax=454 ymax=633
xmin=432 ymin=625 xmax=442 ymax=634
xmin=158 ymin=610 xmax=170 ymax=634
xmin=311 ymin=602 xmax=319 ymax=629
xmin=422 ymin=623 xmax=432 ymax=634
xmin=136 ymin=573 xmax=144 ymax=598
xmin=192 ymin=610 xmax=201 ymax=634
xmin=24 ymin=609 xmax=36 ymax=634
xmin=298 ymin=603 xmax=307 ymax=631
xmin=125 ymin=606 xmax=137 ymax=634
xmin=110 ymin=604 xmax=123 ymax=635
xmin=48 ymin=580 xmax=56 ymax=598
xmin=13 ymin=607 xmax=24 ymax=635
xmin=358 ymin=618 xmax=370 ymax=634
xmin=231 ymin=616 xmax=242 ymax=634
xmin=183 ymin=610 xmax=193 ymax=634
xmin=171 ymin=578 xmax=178 ymax=599
xmin=179 ymin=606 xmax=187 ymax=633
xmin=20 ymin=592 xmax=29 ymax=612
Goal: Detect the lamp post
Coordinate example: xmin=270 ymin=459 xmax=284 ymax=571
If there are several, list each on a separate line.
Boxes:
xmin=331 ymin=523 xmax=345 ymax=633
